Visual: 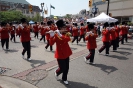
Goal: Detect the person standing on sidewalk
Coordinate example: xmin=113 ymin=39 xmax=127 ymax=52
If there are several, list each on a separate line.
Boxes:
xmin=0 ymin=22 xmax=10 ymax=50
xmin=98 ymin=22 xmax=110 ymax=56
xmin=17 ymin=18 xmax=32 ymax=61
xmin=84 ymin=24 xmax=98 ymax=64
xmin=49 ymin=20 xmax=72 ymax=85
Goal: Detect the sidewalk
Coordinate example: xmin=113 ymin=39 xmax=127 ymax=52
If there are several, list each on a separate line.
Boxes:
xmin=0 ymin=76 xmax=38 ymax=88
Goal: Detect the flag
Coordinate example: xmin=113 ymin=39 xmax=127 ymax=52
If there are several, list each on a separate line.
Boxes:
xmin=44 ymin=10 xmax=48 ymax=14
xmin=50 ymin=5 xmax=55 ymax=9
xmin=44 ymin=5 xmax=48 ymax=14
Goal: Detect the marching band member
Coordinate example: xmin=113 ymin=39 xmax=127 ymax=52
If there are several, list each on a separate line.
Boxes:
xmin=98 ymin=22 xmax=110 ymax=56
xmin=33 ymin=22 xmax=39 ymax=39
xmin=72 ymin=23 xmax=79 ymax=45
xmin=78 ymin=23 xmax=86 ymax=42
xmin=125 ymin=24 xmax=129 ymax=43
xmin=119 ymin=22 xmax=126 ymax=44
xmin=49 ymin=20 xmax=72 ymax=85
xmin=9 ymin=23 xmax=16 ymax=42
xmin=115 ymin=22 xmax=120 ymax=47
xmin=109 ymin=23 xmax=117 ymax=51
xmin=17 ymin=18 xmax=32 ymax=61
xmin=0 ymin=22 xmax=10 ymax=50
xmin=45 ymin=21 xmax=53 ymax=51
xmin=39 ymin=22 xmax=46 ymax=43
xmin=84 ymin=24 xmax=98 ymax=64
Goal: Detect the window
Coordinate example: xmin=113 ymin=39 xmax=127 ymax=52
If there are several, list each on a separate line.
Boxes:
xmin=26 ymin=9 xmax=29 ymax=14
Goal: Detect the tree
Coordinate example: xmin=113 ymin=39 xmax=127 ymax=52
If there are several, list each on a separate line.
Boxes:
xmin=65 ymin=14 xmax=71 ymax=19
xmin=0 ymin=10 xmax=25 ymax=22
xmin=32 ymin=13 xmax=41 ymax=22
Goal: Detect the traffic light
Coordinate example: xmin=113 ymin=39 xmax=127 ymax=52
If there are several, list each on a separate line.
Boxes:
xmin=29 ymin=5 xmax=32 ymax=12
xmin=89 ymin=0 xmax=92 ymax=7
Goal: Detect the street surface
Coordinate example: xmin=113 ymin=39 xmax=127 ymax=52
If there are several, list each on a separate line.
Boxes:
xmin=0 ymin=33 xmax=133 ymax=88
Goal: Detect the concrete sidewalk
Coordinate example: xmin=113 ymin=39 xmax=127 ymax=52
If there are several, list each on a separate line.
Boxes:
xmin=0 ymin=76 xmax=38 ymax=88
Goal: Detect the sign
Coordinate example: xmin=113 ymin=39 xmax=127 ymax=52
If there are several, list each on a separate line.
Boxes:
xmin=93 ymin=1 xmax=106 ymax=6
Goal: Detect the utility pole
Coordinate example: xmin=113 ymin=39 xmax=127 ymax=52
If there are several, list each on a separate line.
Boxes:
xmin=107 ymin=0 xmax=110 ymax=15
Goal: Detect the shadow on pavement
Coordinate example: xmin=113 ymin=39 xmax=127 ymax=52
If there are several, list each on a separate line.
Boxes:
xmin=70 ymin=47 xmax=77 ymax=51
xmin=114 ymin=51 xmax=132 ymax=56
xmin=92 ymin=64 xmax=118 ymax=75
xmin=5 ymin=49 xmax=18 ymax=53
xmin=107 ymin=55 xmax=129 ymax=60
xmin=31 ymin=45 xmax=38 ymax=48
xmin=59 ymin=80 xmax=98 ymax=88
xmin=29 ymin=60 xmax=46 ymax=68
xmin=77 ymin=44 xmax=86 ymax=46
xmin=118 ymin=47 xmax=133 ymax=50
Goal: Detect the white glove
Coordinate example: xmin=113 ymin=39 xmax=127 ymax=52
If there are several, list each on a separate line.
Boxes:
xmin=19 ymin=24 xmax=24 ymax=29
xmin=49 ymin=30 xmax=55 ymax=37
xmin=55 ymin=30 xmax=62 ymax=37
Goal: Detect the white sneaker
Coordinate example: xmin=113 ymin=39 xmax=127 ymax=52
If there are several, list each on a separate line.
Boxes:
xmin=27 ymin=58 xmax=32 ymax=61
xmin=6 ymin=49 xmax=9 ymax=51
xmin=105 ymin=54 xmax=109 ymax=56
xmin=22 ymin=55 xmax=25 ymax=59
xmin=63 ymin=80 xmax=69 ymax=85
xmin=84 ymin=57 xmax=89 ymax=64
xmin=54 ymin=71 xmax=59 ymax=81
xmin=89 ymin=62 xmax=95 ymax=65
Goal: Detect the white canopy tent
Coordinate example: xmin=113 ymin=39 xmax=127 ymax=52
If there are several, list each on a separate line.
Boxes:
xmin=87 ymin=12 xmax=118 ymax=23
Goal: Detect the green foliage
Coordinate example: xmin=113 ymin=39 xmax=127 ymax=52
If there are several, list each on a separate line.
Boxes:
xmin=0 ymin=10 xmax=25 ymax=22
xmin=127 ymin=22 xmax=132 ymax=26
xmin=32 ymin=13 xmax=41 ymax=22
xmin=65 ymin=14 xmax=71 ymax=19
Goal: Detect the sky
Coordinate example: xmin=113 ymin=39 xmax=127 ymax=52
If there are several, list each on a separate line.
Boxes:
xmin=26 ymin=0 xmax=90 ymax=16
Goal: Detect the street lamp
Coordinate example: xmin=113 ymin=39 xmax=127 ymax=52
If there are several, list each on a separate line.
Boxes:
xmin=102 ymin=0 xmax=110 ymax=15
xmin=41 ymin=3 xmax=44 ymax=21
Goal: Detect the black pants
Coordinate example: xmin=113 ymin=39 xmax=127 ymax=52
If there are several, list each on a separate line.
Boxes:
xmin=110 ymin=39 xmax=117 ymax=50
xmin=1 ymin=38 xmax=9 ymax=49
xmin=124 ymin=34 xmax=128 ymax=42
xmin=86 ymin=49 xmax=95 ymax=62
xmin=34 ymin=32 xmax=38 ymax=39
xmin=99 ymin=42 xmax=110 ymax=54
xmin=78 ymin=35 xmax=85 ymax=42
xmin=40 ymin=35 xmax=45 ymax=42
xmin=98 ymin=30 xmax=101 ymax=37
xmin=120 ymin=35 xmax=125 ymax=44
xmin=72 ymin=36 xmax=78 ymax=44
xmin=56 ymin=57 xmax=69 ymax=81
xmin=45 ymin=40 xmax=53 ymax=51
xmin=22 ymin=41 xmax=31 ymax=58
xmin=10 ymin=34 xmax=16 ymax=42
xmin=116 ymin=37 xmax=119 ymax=47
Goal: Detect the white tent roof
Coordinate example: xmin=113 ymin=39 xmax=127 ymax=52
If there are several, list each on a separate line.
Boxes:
xmin=87 ymin=12 xmax=118 ymax=23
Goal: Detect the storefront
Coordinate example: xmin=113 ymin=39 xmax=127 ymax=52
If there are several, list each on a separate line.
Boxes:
xmin=92 ymin=0 xmax=133 ymax=23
